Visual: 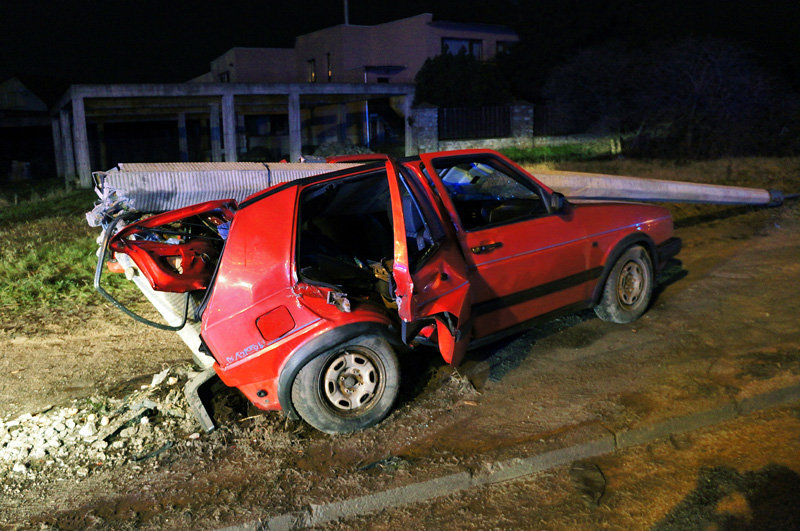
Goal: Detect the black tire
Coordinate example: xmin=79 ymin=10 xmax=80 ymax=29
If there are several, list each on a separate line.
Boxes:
xmin=290 ymin=334 xmax=400 ymax=434
xmin=594 ymin=244 xmax=654 ymax=324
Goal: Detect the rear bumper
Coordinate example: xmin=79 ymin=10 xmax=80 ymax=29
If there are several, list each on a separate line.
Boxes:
xmin=656 ymin=237 xmax=682 ymax=271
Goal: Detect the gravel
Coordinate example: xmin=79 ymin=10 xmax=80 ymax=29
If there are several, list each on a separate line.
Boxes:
xmin=0 ymin=364 xmax=201 ymax=491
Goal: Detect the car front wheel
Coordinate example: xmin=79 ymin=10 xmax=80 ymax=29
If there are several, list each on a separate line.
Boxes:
xmin=594 ymin=244 xmax=654 ymax=324
xmin=291 ymin=334 xmax=400 ymax=434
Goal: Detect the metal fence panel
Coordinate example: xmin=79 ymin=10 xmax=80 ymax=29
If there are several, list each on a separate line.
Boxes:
xmin=439 ymin=106 xmax=511 ymax=140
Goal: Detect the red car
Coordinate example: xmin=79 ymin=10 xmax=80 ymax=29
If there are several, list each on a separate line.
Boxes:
xmin=102 ymin=149 xmax=680 ymax=434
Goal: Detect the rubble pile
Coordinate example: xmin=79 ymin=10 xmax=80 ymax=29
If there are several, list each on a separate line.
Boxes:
xmin=0 ymin=365 xmax=201 ymax=489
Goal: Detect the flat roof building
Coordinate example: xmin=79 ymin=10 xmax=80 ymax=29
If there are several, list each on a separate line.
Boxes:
xmin=194 ymin=13 xmax=518 ymax=85
xmin=51 ymin=14 xmax=519 ymax=187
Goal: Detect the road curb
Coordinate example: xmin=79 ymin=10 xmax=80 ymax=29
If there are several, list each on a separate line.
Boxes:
xmin=224 ymin=383 xmax=800 ymax=531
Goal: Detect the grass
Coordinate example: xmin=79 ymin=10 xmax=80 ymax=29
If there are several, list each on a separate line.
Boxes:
xmin=501 ymin=137 xmax=621 ymax=163
xmin=0 ymin=185 xmax=96 ymax=224
xmin=0 ymin=185 xmax=135 ymax=319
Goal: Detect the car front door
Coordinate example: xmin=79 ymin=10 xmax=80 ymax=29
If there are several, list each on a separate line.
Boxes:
xmin=384 ymin=160 xmax=473 ymax=365
xmin=419 ymin=151 xmax=598 ymax=338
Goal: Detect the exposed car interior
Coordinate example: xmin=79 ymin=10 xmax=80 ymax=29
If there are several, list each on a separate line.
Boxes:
xmin=296 ymin=168 xmax=441 ymax=306
xmin=297 ymin=171 xmax=397 ymax=302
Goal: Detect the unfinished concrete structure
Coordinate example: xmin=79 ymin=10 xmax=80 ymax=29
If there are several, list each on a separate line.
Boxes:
xmin=193 ymin=13 xmax=518 ymax=85
xmin=50 ymin=13 xmax=519 ymax=188
xmin=52 ymin=83 xmax=414 ymax=188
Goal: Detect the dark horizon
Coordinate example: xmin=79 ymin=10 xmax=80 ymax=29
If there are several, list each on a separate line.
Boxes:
xmin=2 ymin=0 xmax=800 ymax=102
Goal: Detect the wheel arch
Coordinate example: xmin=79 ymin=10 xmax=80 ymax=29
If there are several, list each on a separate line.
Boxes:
xmin=277 ymin=321 xmax=397 ymax=420
xmin=591 ymin=233 xmax=657 ymax=305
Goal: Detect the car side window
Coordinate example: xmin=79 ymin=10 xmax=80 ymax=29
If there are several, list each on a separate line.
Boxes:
xmin=435 ymin=158 xmax=548 ymax=231
xmin=398 ymin=167 xmax=445 ymax=271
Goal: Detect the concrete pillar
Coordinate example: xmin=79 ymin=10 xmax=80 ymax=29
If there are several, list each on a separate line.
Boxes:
xmin=411 ymin=105 xmax=439 ymax=154
xmin=221 ymin=92 xmax=237 ymax=162
xmin=209 ymin=104 xmax=222 ymax=162
xmin=71 ymin=96 xmax=92 ymax=188
xmin=178 ymin=112 xmax=189 ymax=162
xmin=510 ymin=103 xmax=534 ymax=149
xmin=288 ymin=91 xmax=302 ymax=162
xmin=51 ymin=117 xmax=65 ymax=180
xmin=404 ymin=92 xmax=414 ymax=157
xmin=59 ymin=109 xmax=76 ymax=184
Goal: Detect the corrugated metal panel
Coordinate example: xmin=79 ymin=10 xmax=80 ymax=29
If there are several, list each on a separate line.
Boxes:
xmin=118 ymin=162 xmax=269 ymax=172
xmin=97 ymin=163 xmax=359 ymax=212
xmin=103 ymin=170 xmax=266 ymax=212
xmin=115 ymin=162 xmax=350 ymax=173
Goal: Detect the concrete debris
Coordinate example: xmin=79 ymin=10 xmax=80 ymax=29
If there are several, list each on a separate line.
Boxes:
xmin=0 ymin=364 xmax=200 ymax=491
xmin=150 ymin=368 xmax=170 ymax=388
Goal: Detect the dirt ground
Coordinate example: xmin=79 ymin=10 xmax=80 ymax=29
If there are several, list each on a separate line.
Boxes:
xmin=322 ymin=405 xmax=800 ymax=530
xmin=1 ymin=186 xmax=798 ymax=529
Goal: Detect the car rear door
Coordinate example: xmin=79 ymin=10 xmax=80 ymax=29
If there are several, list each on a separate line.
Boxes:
xmin=385 ymin=159 xmax=473 ymax=365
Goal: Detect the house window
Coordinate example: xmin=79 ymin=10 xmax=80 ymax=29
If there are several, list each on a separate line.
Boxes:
xmin=326 ymin=52 xmax=332 ymax=82
xmin=218 ymin=71 xmax=231 ymax=82
xmin=442 ymin=38 xmax=482 ymax=59
xmin=496 ymin=41 xmax=514 ymax=55
xmin=307 ymin=59 xmax=316 ymax=83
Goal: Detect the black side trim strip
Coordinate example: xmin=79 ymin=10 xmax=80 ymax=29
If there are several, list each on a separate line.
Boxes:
xmin=473 ymin=267 xmax=603 ymax=317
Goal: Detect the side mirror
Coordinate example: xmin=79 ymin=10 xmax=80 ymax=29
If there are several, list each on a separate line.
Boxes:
xmin=549 ymin=192 xmax=566 ymax=212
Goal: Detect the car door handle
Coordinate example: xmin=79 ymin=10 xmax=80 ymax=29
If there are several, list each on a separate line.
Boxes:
xmin=471 ymin=242 xmax=503 ymax=254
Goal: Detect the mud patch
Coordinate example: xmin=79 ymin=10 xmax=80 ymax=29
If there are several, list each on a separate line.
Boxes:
xmin=617 ymin=391 xmax=662 ymax=419
xmin=738 ymin=348 xmax=800 ymax=381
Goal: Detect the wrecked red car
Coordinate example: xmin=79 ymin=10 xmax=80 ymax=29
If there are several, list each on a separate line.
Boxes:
xmin=99 ymin=149 xmax=680 ymax=434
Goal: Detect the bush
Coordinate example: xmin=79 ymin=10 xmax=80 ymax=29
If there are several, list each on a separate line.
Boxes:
xmin=414 ymin=52 xmax=512 ymax=108
xmin=542 ymin=38 xmax=800 ymax=158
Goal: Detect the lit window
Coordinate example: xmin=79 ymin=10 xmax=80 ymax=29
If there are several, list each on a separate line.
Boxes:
xmin=442 ymin=38 xmax=482 ymax=59
xmin=307 ymin=59 xmax=316 ymax=83
xmin=326 ymin=52 xmax=332 ymax=82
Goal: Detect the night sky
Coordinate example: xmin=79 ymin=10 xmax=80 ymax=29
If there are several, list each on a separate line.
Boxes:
xmin=2 ymin=0 xmax=800 ymax=103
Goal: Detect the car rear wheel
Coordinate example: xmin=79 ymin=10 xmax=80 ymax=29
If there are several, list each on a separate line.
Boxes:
xmin=594 ymin=244 xmax=654 ymax=324
xmin=291 ymin=334 xmax=400 ymax=434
